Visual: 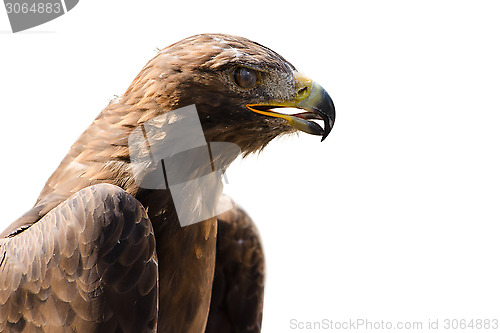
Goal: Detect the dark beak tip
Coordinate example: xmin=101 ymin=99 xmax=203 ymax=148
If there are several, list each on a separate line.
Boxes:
xmin=318 ymin=101 xmax=335 ymax=142
xmin=322 ymin=95 xmax=336 ymax=141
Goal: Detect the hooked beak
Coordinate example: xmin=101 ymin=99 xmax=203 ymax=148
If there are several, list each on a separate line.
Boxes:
xmin=246 ymin=73 xmax=335 ymax=141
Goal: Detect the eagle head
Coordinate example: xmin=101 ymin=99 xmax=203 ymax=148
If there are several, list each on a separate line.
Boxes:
xmin=117 ymin=33 xmax=335 ymax=155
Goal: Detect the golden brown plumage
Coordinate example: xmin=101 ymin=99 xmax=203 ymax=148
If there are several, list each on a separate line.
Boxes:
xmin=0 ymin=34 xmax=335 ymax=332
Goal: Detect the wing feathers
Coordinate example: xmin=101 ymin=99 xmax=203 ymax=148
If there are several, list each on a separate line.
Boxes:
xmin=205 ymin=196 xmax=265 ymax=333
xmin=0 ymin=183 xmax=158 ymax=332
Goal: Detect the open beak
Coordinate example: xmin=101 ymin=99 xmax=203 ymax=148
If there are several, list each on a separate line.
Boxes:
xmin=246 ymin=73 xmax=335 ymax=141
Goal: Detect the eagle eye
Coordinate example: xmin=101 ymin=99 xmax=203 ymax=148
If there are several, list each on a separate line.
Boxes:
xmin=232 ymin=67 xmax=258 ymax=89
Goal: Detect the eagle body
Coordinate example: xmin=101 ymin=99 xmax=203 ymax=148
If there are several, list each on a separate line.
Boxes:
xmin=0 ymin=34 xmax=335 ymax=332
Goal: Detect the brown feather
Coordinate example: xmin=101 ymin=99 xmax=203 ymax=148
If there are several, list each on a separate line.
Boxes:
xmin=0 ymin=33 xmax=306 ymax=332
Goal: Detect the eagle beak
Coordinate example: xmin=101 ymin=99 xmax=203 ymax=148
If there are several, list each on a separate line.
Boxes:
xmin=246 ymin=73 xmax=335 ymax=141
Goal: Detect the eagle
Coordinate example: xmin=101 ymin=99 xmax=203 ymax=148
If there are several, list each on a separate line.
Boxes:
xmin=0 ymin=34 xmax=335 ymax=332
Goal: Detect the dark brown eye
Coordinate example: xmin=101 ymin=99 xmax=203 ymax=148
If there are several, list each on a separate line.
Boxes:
xmin=232 ymin=67 xmax=258 ymax=88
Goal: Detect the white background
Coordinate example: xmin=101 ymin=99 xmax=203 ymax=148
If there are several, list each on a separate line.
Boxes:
xmin=1 ymin=1 xmax=500 ymax=332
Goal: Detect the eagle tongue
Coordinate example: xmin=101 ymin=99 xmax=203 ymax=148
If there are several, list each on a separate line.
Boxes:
xmin=292 ymin=112 xmax=323 ymax=120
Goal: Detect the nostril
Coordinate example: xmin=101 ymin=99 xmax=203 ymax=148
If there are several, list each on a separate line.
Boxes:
xmin=297 ymin=87 xmax=308 ymax=98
